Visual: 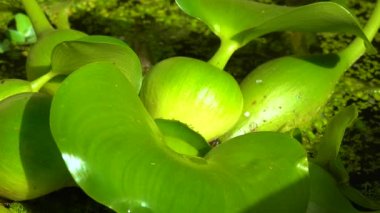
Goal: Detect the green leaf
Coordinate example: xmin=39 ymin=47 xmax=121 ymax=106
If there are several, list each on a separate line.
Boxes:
xmin=7 ymin=29 xmax=25 ymax=44
xmin=14 ymin=13 xmax=35 ymax=39
xmin=0 ymin=79 xmax=33 ymax=101
xmin=176 ymin=0 xmax=370 ymax=48
xmin=26 ymin=29 xmax=87 ymax=81
xmin=155 ymin=119 xmax=211 ymax=157
xmin=6 ymin=13 xmax=36 ymax=45
xmin=50 ymin=62 xmax=309 ymax=212
xmin=140 ymin=57 xmax=243 ymax=141
xmin=339 ymin=184 xmax=380 ymax=210
xmin=75 ymin=35 xmax=129 ymax=46
xmin=314 ymin=105 xmax=358 ymax=168
xmin=0 ymin=93 xmax=73 ymax=201
xmin=307 ymin=163 xmax=361 ymax=213
xmin=51 ymin=36 xmax=142 ymax=92
xmin=206 ymin=132 xmax=311 ymax=213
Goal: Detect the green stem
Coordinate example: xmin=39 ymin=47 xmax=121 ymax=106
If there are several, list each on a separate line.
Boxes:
xmin=208 ymin=39 xmax=239 ymax=70
xmin=20 ymin=0 xmax=54 ymax=36
xmin=56 ymin=9 xmax=71 ymax=30
xmin=30 ymin=71 xmax=59 ymax=92
xmin=338 ymin=0 xmax=380 ymax=73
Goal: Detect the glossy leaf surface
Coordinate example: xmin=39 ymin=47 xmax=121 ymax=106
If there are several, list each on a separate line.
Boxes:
xmin=176 ymin=0 xmax=369 ymax=48
xmin=26 ymin=29 xmax=87 ymax=80
xmin=223 ymin=54 xmax=343 ymax=140
xmin=0 ymin=93 xmax=73 ymax=201
xmin=0 ymin=79 xmax=32 ymax=101
xmin=140 ymin=57 xmax=243 ymax=141
xmin=51 ymin=36 xmax=142 ymax=92
xmin=50 ymin=62 xmax=309 ymax=212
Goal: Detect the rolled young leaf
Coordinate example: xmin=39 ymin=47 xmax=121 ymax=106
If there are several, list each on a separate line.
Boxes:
xmin=50 ymin=62 xmax=309 ymax=212
xmin=0 ymin=93 xmax=73 ymax=201
xmin=155 ymin=119 xmax=211 ymax=157
xmin=314 ymin=105 xmax=358 ymax=169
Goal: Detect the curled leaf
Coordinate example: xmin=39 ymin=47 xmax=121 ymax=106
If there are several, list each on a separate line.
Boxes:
xmin=51 ymin=36 xmax=142 ymax=92
xmin=155 ymin=119 xmax=211 ymax=157
xmin=50 ymin=62 xmax=309 ymax=212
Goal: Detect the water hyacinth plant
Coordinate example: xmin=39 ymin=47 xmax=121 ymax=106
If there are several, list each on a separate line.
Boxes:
xmin=221 ymin=0 xmax=380 ymax=140
xmin=0 ymin=0 xmax=379 ymax=212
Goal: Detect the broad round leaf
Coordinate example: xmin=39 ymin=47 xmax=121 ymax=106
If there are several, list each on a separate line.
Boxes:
xmin=50 ymin=62 xmax=309 ymax=212
xmin=0 ymin=93 xmax=73 ymax=201
xmin=206 ymin=132 xmax=310 ymax=212
xmin=140 ymin=57 xmax=243 ymax=141
xmin=223 ymin=54 xmax=342 ymax=140
xmin=176 ymin=0 xmax=370 ymax=48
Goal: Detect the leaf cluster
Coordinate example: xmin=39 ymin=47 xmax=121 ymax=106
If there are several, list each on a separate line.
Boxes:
xmin=302 ymin=0 xmax=380 ymax=200
xmin=0 ymin=0 xmax=379 ymax=211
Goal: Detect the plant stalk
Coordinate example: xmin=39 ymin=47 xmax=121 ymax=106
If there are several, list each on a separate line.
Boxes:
xmin=20 ymin=0 xmax=54 ymax=36
xmin=56 ymin=8 xmax=71 ymax=30
xmin=208 ymin=39 xmax=239 ymax=70
xmin=30 ymin=71 xmax=59 ymax=92
xmin=337 ymin=0 xmax=380 ymax=75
